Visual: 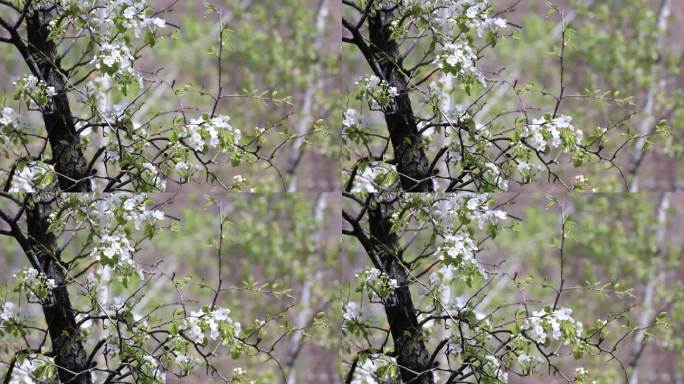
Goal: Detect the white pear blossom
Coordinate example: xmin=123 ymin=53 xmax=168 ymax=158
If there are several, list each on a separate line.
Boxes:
xmin=92 ymin=0 xmax=166 ymax=39
xmin=91 ymin=232 xmax=144 ymax=279
xmin=517 ymin=162 xmax=531 ymax=173
xmin=484 ymin=162 xmax=509 ymax=191
xmin=8 ymin=163 xmax=52 ymax=194
xmin=91 ymin=42 xmax=142 ymax=85
xmin=357 ymin=268 xmax=381 ymax=285
xmin=175 ymin=354 xmax=190 ymax=365
xmin=13 ymin=75 xmax=56 ymax=107
xmin=462 ymin=194 xmax=507 ymax=229
xmin=356 ymin=268 xmax=399 ymax=300
xmin=181 ymin=115 xmax=241 ymax=152
xmin=141 ymin=355 xmax=165 ymax=384
xmin=436 ymin=41 xmax=486 ymax=85
xmin=355 ymin=76 xmax=398 ymax=107
xmin=343 ymin=302 xmax=359 ymax=322
xmin=517 ymin=353 xmax=532 ymax=365
xmin=141 ymin=162 xmax=166 ymax=191
xmin=8 ymin=354 xmax=55 ymax=384
xmin=420 ymin=0 xmax=507 ymax=38
xmin=522 ymin=307 xmax=584 ymax=345
xmin=181 ymin=307 xmax=241 ymax=345
xmin=0 ymin=302 xmax=17 ymax=326
xmin=84 ymin=193 xmax=165 ymax=232
xmin=436 ymin=231 xmax=485 ymax=275
xmin=69 ymin=193 xmax=165 ymax=283
xmin=350 ymin=354 xmax=398 ymax=384
xmin=0 ymin=107 xmax=17 ymax=127
xmin=350 ymin=162 xmax=397 ymax=193
xmin=484 ymin=354 xmax=508 ymax=383
xmin=522 ymin=115 xmax=583 ymax=153
xmin=343 ymin=108 xmax=362 ymax=129
xmin=13 ymin=268 xmax=56 ymax=301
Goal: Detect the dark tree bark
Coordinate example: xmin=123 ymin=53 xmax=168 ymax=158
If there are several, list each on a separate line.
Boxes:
xmin=26 ymin=8 xmax=91 ymax=192
xmin=27 ymin=200 xmax=92 ymax=384
xmin=368 ymin=200 xmax=434 ymax=384
xmin=366 ymin=9 xmax=433 ymax=192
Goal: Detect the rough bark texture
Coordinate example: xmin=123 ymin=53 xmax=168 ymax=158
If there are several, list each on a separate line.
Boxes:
xmin=27 ymin=9 xmax=91 ymax=192
xmin=367 ymin=9 xmax=433 ymax=192
xmin=27 ymin=201 xmax=92 ymax=384
xmin=369 ymin=201 xmax=434 ymax=384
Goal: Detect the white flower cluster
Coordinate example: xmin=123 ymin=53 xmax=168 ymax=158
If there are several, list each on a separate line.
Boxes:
xmin=574 ymin=174 xmax=588 ymax=187
xmin=8 ymin=162 xmax=52 ymax=194
xmin=432 ymin=193 xmax=507 ymax=231
xmin=13 ymin=268 xmax=57 ymax=301
xmin=356 ymin=268 xmax=399 ymax=301
xmin=8 ymin=354 xmax=55 ymax=384
xmin=174 ymin=353 xmax=200 ymax=374
xmin=425 ymin=75 xmax=475 ymax=133
xmin=483 ymin=162 xmax=509 ymax=191
xmin=140 ymin=355 xmax=166 ymax=384
xmin=91 ymin=233 xmax=142 ymax=279
xmin=80 ymin=76 xmax=147 ymax=137
xmin=436 ymin=42 xmax=486 ymax=86
xmin=463 ymin=194 xmax=507 ymax=229
xmin=13 ymin=75 xmax=56 ymax=108
xmin=232 ymin=367 xmax=247 ymax=378
xmin=81 ymin=75 xmax=111 ymax=120
xmin=343 ymin=108 xmax=362 ymax=130
xmin=0 ymin=302 xmax=16 ymax=326
xmin=424 ymin=194 xmax=508 ymax=290
xmin=0 ymin=107 xmax=18 ymax=128
xmin=90 ymin=0 xmax=166 ymax=38
xmin=182 ymin=115 xmax=241 ymax=153
xmin=522 ymin=115 xmax=584 ymax=153
xmin=522 ymin=307 xmax=584 ymax=345
xmin=516 ymin=353 xmax=542 ymax=370
xmin=436 ymin=231 xmax=484 ymax=274
xmin=461 ymin=0 xmax=507 ymax=35
xmin=91 ymin=42 xmax=142 ymax=86
xmin=575 ymin=367 xmax=591 ymax=381
xmin=516 ymin=161 xmax=531 ymax=173
xmin=355 ymin=76 xmax=398 ymax=108
xmin=119 ymin=0 xmax=166 ymax=37
xmin=140 ymin=162 xmax=167 ymax=191
xmin=88 ymin=193 xmax=165 ymax=231
xmin=404 ymin=0 xmax=506 ymax=86
xmin=343 ymin=302 xmax=359 ymax=323
xmin=350 ymin=162 xmax=397 ymax=194
xmin=58 ymin=0 xmax=166 ymax=85
xmin=483 ymin=354 xmax=508 ymax=383
xmin=181 ymin=307 xmax=241 ymax=345
xmin=350 ymin=354 xmax=398 ymax=384
xmin=426 ymin=0 xmax=507 ymax=38
xmin=75 ymin=193 xmax=164 ymax=282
